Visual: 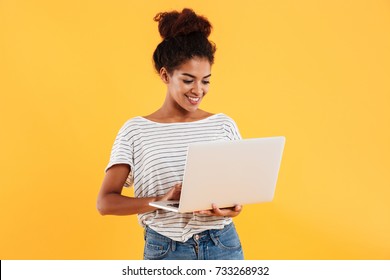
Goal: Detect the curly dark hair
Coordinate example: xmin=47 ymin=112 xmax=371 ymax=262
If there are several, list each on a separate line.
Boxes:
xmin=152 ymin=8 xmax=216 ymax=74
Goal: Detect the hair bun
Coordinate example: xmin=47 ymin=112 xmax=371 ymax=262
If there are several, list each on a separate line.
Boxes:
xmin=154 ymin=8 xmax=212 ymax=39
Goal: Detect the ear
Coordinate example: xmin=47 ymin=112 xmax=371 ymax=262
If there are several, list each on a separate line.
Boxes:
xmin=159 ymin=67 xmax=170 ymax=84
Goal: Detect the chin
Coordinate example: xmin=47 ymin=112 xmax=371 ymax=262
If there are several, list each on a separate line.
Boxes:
xmin=186 ymin=106 xmax=199 ymax=112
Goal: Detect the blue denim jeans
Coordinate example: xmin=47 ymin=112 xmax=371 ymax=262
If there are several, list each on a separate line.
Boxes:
xmin=143 ymin=223 xmax=244 ymax=260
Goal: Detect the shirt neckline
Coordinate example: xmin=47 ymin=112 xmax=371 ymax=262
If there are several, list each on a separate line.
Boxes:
xmin=136 ymin=113 xmax=223 ymax=125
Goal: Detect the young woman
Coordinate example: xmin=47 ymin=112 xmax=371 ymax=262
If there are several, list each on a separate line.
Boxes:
xmin=97 ymin=8 xmax=244 ymax=260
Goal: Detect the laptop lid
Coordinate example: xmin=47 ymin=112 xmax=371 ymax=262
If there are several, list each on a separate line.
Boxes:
xmin=150 ymin=136 xmax=285 ymax=213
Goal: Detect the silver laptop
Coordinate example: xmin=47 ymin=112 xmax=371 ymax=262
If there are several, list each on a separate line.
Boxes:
xmin=149 ymin=136 xmax=285 ymax=213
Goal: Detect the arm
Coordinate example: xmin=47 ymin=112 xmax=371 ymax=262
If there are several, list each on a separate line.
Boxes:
xmin=97 ymin=164 xmax=181 ymax=215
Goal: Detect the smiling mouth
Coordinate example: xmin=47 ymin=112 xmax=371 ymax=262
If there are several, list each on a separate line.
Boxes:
xmin=185 ymin=95 xmax=201 ymax=105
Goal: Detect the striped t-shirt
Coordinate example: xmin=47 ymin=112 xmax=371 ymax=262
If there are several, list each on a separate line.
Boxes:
xmin=105 ymin=113 xmax=242 ymax=242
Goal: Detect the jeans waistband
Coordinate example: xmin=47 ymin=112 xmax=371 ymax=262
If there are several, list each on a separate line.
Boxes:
xmin=144 ymin=222 xmax=234 ymax=245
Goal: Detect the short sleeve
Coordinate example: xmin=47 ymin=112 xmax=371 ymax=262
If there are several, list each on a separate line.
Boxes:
xmin=223 ymin=117 xmax=242 ymax=140
xmin=105 ymin=120 xmax=135 ymax=187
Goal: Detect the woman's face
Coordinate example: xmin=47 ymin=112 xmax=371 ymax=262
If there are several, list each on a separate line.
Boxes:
xmin=162 ymin=57 xmax=211 ymax=113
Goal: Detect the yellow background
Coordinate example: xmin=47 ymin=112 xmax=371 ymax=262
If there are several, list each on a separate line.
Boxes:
xmin=1 ymin=0 xmax=389 ymax=259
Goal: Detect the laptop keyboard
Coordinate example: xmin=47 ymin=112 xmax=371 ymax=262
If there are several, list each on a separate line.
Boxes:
xmin=167 ymin=203 xmax=180 ymax=208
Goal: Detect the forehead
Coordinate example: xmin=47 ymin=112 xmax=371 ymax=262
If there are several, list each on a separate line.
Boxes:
xmin=173 ymin=57 xmax=211 ymax=77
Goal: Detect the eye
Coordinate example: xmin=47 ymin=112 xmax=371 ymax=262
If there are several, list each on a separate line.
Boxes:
xmin=183 ymin=80 xmax=193 ymax=84
xmin=202 ymin=80 xmax=210 ymax=85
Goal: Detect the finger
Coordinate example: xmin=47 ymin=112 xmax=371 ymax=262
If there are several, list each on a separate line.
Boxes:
xmin=211 ymin=204 xmax=225 ymax=216
xmin=217 ymin=205 xmax=242 ymax=217
xmin=196 ymin=210 xmax=213 ymax=215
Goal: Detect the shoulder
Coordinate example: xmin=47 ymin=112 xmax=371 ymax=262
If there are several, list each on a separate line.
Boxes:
xmin=120 ymin=116 xmax=149 ymax=128
xmin=206 ymin=113 xmax=240 ymax=133
xmin=124 ymin=116 xmax=139 ymax=123
xmin=212 ymin=113 xmax=238 ymax=125
xmin=214 ymin=114 xmax=241 ymax=139
xmin=116 ymin=117 xmax=144 ymax=138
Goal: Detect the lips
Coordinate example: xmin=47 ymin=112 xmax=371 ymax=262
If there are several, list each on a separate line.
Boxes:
xmin=185 ymin=95 xmax=201 ymax=105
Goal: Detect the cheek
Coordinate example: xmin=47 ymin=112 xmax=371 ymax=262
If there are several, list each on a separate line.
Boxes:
xmin=171 ymin=81 xmax=187 ymax=92
xmin=203 ymin=85 xmax=210 ymax=94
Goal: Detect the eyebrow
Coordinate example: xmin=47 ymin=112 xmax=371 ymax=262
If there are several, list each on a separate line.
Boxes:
xmin=181 ymin=73 xmax=211 ymax=79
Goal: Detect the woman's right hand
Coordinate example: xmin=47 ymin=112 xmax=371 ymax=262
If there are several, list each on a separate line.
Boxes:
xmin=97 ymin=165 xmax=181 ymax=215
xmin=158 ymin=183 xmax=182 ymax=201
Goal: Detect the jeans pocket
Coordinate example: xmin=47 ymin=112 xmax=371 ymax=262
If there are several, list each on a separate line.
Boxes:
xmin=215 ymin=224 xmax=242 ymax=250
xmin=143 ymin=235 xmax=171 ymax=260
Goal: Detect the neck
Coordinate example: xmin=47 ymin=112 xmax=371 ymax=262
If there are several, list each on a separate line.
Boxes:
xmin=157 ymin=93 xmax=197 ymax=120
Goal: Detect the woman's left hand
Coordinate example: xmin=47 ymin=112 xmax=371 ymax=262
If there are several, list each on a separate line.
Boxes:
xmin=196 ymin=204 xmax=242 ymax=218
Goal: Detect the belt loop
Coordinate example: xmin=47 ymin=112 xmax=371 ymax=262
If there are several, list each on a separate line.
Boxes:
xmin=171 ymin=240 xmax=177 ymax=251
xmin=209 ymin=231 xmax=219 ymax=246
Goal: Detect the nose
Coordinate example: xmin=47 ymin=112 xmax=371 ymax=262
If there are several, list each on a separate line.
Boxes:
xmin=191 ymin=82 xmax=204 ymax=96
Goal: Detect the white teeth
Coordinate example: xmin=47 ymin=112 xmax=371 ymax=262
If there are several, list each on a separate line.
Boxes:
xmin=188 ymin=96 xmax=200 ymax=101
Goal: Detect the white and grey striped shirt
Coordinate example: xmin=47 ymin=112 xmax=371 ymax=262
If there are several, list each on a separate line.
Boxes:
xmin=105 ymin=113 xmax=242 ymax=242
